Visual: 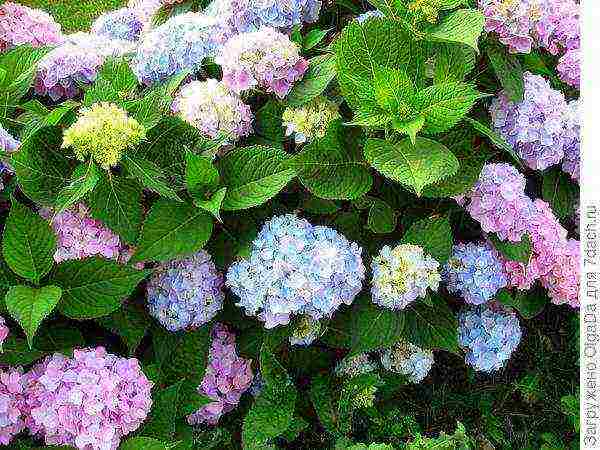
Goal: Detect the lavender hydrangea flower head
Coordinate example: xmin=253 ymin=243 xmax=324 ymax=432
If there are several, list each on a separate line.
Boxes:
xmin=356 ymin=9 xmax=385 ymax=23
xmin=466 ymin=163 xmax=534 ymax=242
xmin=146 ymin=250 xmax=225 ymax=332
xmin=371 ymin=244 xmax=441 ymax=310
xmin=380 ymin=340 xmax=434 ymax=383
xmin=24 ymin=347 xmax=153 ymax=450
xmin=540 ymin=238 xmax=580 ymax=308
xmin=0 ymin=2 xmax=63 ymax=53
xmin=0 ymin=316 xmax=8 ymax=351
xmin=289 ymin=315 xmax=325 ymax=346
xmin=534 ymin=0 xmax=579 ymax=55
xmin=562 ymin=99 xmax=580 ymax=182
xmin=557 ymin=48 xmax=580 ymax=89
xmin=172 ymin=79 xmax=253 ymax=142
xmin=188 ymin=323 xmax=253 ymax=426
xmin=458 ymin=303 xmax=522 ymax=372
xmin=34 ymin=43 xmax=104 ymax=101
xmin=226 ymin=214 xmax=365 ymax=328
xmin=91 ymin=8 xmax=145 ymax=42
xmin=133 ymin=12 xmax=226 ymax=86
xmin=216 ymin=27 xmax=308 ymax=99
xmin=0 ymin=367 xmax=27 ymax=445
xmin=335 ymin=354 xmax=377 ymax=378
xmin=282 ymin=97 xmax=340 ymax=144
xmin=489 ymin=72 xmax=568 ymax=170
xmin=443 ymin=242 xmax=507 ymax=305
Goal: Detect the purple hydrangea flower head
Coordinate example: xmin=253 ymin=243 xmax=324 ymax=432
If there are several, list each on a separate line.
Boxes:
xmin=34 ymin=43 xmax=103 ymax=101
xmin=187 ymin=323 xmax=253 ymax=426
xmin=458 ymin=303 xmax=522 ymax=372
xmin=172 ymin=79 xmax=253 ymax=142
xmin=226 ymin=214 xmax=365 ymax=328
xmin=0 ymin=367 xmax=27 ymax=445
xmin=0 ymin=315 xmax=8 ymax=351
xmin=24 ymin=347 xmax=153 ymax=450
xmin=562 ymin=99 xmax=580 ymax=182
xmin=334 ymin=354 xmax=377 ymax=378
xmin=288 ymin=315 xmax=325 ymax=346
xmin=443 ymin=242 xmax=507 ymax=305
xmin=91 ymin=8 xmax=145 ymax=42
xmin=540 ymin=238 xmax=580 ymax=308
xmin=534 ymin=0 xmax=579 ymax=54
xmin=146 ymin=250 xmax=224 ymax=332
xmin=216 ymin=27 xmax=308 ymax=99
xmin=489 ymin=72 xmax=568 ymax=170
xmin=380 ymin=340 xmax=434 ymax=383
xmin=371 ymin=244 xmax=441 ymax=310
xmin=132 ymin=12 xmax=226 ymax=86
xmin=466 ymin=163 xmax=534 ymax=242
xmin=0 ymin=2 xmax=63 ymax=53
xmin=557 ymin=48 xmax=580 ymax=89
xmin=356 ymin=10 xmax=385 ymax=23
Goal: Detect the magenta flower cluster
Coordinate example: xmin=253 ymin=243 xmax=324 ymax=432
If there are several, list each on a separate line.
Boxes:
xmin=0 ymin=367 xmax=28 ymax=445
xmin=188 ymin=323 xmax=253 ymax=426
xmin=0 ymin=2 xmax=63 ymax=53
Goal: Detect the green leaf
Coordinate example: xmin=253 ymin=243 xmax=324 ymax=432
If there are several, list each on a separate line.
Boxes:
xmin=286 ymin=55 xmax=337 ymax=107
xmin=294 ymin=121 xmax=372 ymax=200
xmin=350 ymin=297 xmax=405 ymax=355
xmin=309 ymin=375 xmax=339 ymax=435
xmin=120 ymin=437 xmax=167 ymax=450
xmin=132 ymin=199 xmax=213 ymax=263
xmin=542 ymin=168 xmax=579 ymax=220
xmin=185 ymin=151 xmax=219 ymax=195
xmin=486 ymin=40 xmax=524 ymax=102
xmin=433 ymin=43 xmax=476 ymax=84
xmin=425 ymin=9 xmax=485 ymax=52
xmin=401 ymin=216 xmax=453 ymax=264
xmin=95 ymin=301 xmax=150 ymax=354
xmin=83 ymin=77 xmax=121 ymax=107
xmin=489 ymin=233 xmax=531 ymax=264
xmin=98 ymin=57 xmax=138 ymax=99
xmin=497 ymin=289 xmax=547 ymax=319
xmin=393 ymin=116 xmax=425 ymax=144
xmin=365 ymin=137 xmax=459 ymax=195
xmin=2 ymin=200 xmax=56 ymax=283
xmin=403 ymin=295 xmax=459 ymax=354
xmin=373 ymin=66 xmax=415 ymax=116
xmin=218 ymin=146 xmax=296 ymax=211
xmin=465 ymin=117 xmax=522 ymax=166
xmin=123 ymin=155 xmax=183 ymax=201
xmin=303 ymin=29 xmax=329 ymax=50
xmin=253 ymin=100 xmax=284 ymax=146
xmin=18 ymin=100 xmax=77 ymax=145
xmin=141 ymin=382 xmax=181 ymax=440
xmin=54 ymin=162 xmax=100 ymax=214
xmin=87 ymin=172 xmax=143 ymax=244
xmin=125 ymin=87 xmax=171 ymax=130
xmin=194 ymin=187 xmax=227 ymax=222
xmin=0 ymin=45 xmax=50 ymax=104
xmin=367 ymin=199 xmax=396 ymax=234
xmin=52 ymin=257 xmax=150 ymax=319
xmin=5 ymin=285 xmax=62 ymax=347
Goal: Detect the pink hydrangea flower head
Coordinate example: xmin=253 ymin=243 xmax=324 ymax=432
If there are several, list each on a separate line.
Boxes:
xmin=534 ymin=0 xmax=579 ymax=55
xmin=0 ymin=367 xmax=28 ymax=445
xmin=216 ymin=27 xmax=308 ymax=99
xmin=24 ymin=347 xmax=153 ymax=450
xmin=187 ymin=324 xmax=253 ymax=426
xmin=561 ymin=99 xmax=580 ymax=182
xmin=557 ymin=48 xmax=580 ymax=89
xmin=540 ymin=238 xmax=580 ymax=307
xmin=0 ymin=2 xmax=63 ymax=52
xmin=0 ymin=315 xmax=8 ymax=351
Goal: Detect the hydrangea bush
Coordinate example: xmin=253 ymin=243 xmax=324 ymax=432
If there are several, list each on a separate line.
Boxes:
xmin=0 ymin=0 xmax=580 ymax=448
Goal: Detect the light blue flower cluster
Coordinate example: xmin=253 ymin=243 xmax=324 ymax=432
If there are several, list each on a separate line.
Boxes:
xmin=443 ymin=242 xmax=507 ymax=305
xmin=356 ymin=9 xmax=384 ymax=23
xmin=132 ymin=12 xmax=226 ymax=85
xmin=458 ymin=304 xmax=522 ymax=372
xmin=226 ymin=214 xmax=365 ymax=328
xmin=91 ymin=7 xmax=144 ymax=42
xmin=146 ymin=250 xmax=225 ymax=332
xmin=380 ymin=340 xmax=434 ymax=383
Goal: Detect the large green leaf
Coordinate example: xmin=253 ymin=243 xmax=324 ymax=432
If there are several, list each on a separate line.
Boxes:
xmin=0 ymin=45 xmax=51 ymax=105
xmin=55 ymin=162 xmax=100 ymax=214
xmin=425 ymin=9 xmax=485 ymax=52
xmin=309 ymin=375 xmax=339 ymax=436
xmin=486 ymin=40 xmax=524 ymax=102
xmin=286 ymin=55 xmax=337 ymax=107
xmin=433 ymin=43 xmax=476 ymax=84
xmin=367 ymin=199 xmax=396 ymax=234
xmin=542 ymin=168 xmax=579 ymax=220
xmin=141 ymin=382 xmax=182 ymax=440
xmin=253 ymin=100 xmax=284 ymax=146
xmin=401 ymin=216 xmax=453 ymax=264
xmin=365 ymin=137 xmax=459 ymax=195
xmin=465 ymin=117 xmax=522 ymax=166
xmin=497 ymin=289 xmax=547 ymax=319
xmin=95 ymin=301 xmax=150 ymax=354
xmin=123 ymin=155 xmax=183 ymax=202
xmin=489 ymin=233 xmax=532 ymax=264
xmin=350 ymin=297 xmax=405 ymax=356
xmin=120 ymin=437 xmax=167 ymax=450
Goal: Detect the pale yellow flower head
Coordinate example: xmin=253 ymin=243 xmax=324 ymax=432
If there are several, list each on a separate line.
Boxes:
xmin=282 ymin=96 xmax=340 ymax=144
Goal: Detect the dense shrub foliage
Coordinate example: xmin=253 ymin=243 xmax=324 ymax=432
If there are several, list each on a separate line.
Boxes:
xmin=0 ymin=0 xmax=580 ymax=448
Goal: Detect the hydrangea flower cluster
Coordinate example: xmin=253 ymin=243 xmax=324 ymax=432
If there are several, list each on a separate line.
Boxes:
xmin=0 ymin=367 xmax=27 ymax=445
xmin=371 ymin=244 xmax=441 ymax=310
xmin=127 ymin=0 xmax=162 ymax=23
xmin=561 ymin=99 xmax=580 ymax=183
xmin=132 ymin=12 xmax=226 ymax=85
xmin=146 ymin=250 xmax=225 ymax=332
xmin=216 ymin=27 xmax=308 ymax=99
xmin=557 ymin=48 xmax=580 ymax=88
xmin=188 ymin=323 xmax=253 ymax=426
xmin=356 ymin=9 xmax=385 ymax=23
xmin=282 ymin=97 xmax=340 ymax=144
xmin=62 ymin=102 xmax=145 ymax=168
xmin=534 ymin=0 xmax=579 ymax=55
xmin=91 ymin=7 xmax=144 ymax=42
xmin=24 ymin=347 xmax=152 ymax=450
xmin=226 ymin=214 xmax=365 ymax=328
xmin=0 ymin=315 xmax=9 ymax=351
xmin=65 ymin=32 xmax=135 ymax=59
xmin=289 ymin=316 xmax=324 ymax=346
xmin=34 ymin=44 xmax=104 ymax=101
xmin=490 ymin=72 xmax=568 ymax=170
xmin=380 ymin=341 xmax=434 ymax=383
xmin=466 ymin=162 xmax=534 ymax=242
xmin=0 ymin=2 xmax=63 ymax=52
xmin=540 ymin=238 xmax=580 ymax=307
xmin=443 ymin=242 xmax=507 ymax=305
xmin=458 ymin=304 xmax=522 ymax=372
xmin=335 ymin=354 xmax=377 ymax=378
xmin=172 ymin=79 xmax=253 ymax=142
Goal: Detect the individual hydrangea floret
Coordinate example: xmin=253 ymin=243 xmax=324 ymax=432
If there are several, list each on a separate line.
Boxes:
xmin=282 ymin=97 xmax=340 ymax=144
xmin=0 ymin=2 xmax=63 ymax=52
xmin=188 ymin=323 xmax=253 ymax=426
xmin=534 ymin=0 xmax=579 ymax=55
xmin=466 ymin=162 xmax=534 ymax=242
xmin=91 ymin=8 xmax=144 ymax=42
xmin=540 ymin=238 xmax=580 ymax=308
xmin=356 ymin=9 xmax=385 ymax=23
xmin=226 ymin=214 xmax=365 ymax=328
xmin=0 ymin=315 xmax=9 ymax=351
xmin=0 ymin=367 xmax=27 ymax=445
xmin=216 ymin=27 xmax=308 ymax=99
xmin=489 ymin=72 xmax=568 ymax=170
xmin=561 ymin=99 xmax=580 ymax=182
xmin=443 ymin=242 xmax=507 ymax=305
xmin=62 ymin=102 xmax=145 ymax=169
xmin=380 ymin=340 xmax=434 ymax=383
xmin=146 ymin=250 xmax=225 ymax=332
xmin=24 ymin=347 xmax=153 ymax=450
xmin=335 ymin=354 xmax=377 ymax=378
xmin=172 ymin=79 xmax=253 ymax=142
xmin=34 ymin=44 xmax=104 ymax=101
xmin=371 ymin=244 xmax=440 ymax=310
xmin=557 ymin=48 xmax=580 ymax=89
xmin=458 ymin=303 xmax=522 ymax=372
xmin=132 ymin=12 xmax=226 ymax=86
xmin=289 ymin=316 xmax=325 ymax=346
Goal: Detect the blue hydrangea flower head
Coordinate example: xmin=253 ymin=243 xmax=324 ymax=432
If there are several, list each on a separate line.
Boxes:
xmin=146 ymin=250 xmax=224 ymax=332
xmin=380 ymin=340 xmax=434 ymax=383
xmin=91 ymin=7 xmax=144 ymax=42
xmin=458 ymin=303 xmax=522 ymax=372
xmin=443 ymin=242 xmax=507 ymax=305
xmin=226 ymin=214 xmax=365 ymax=328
